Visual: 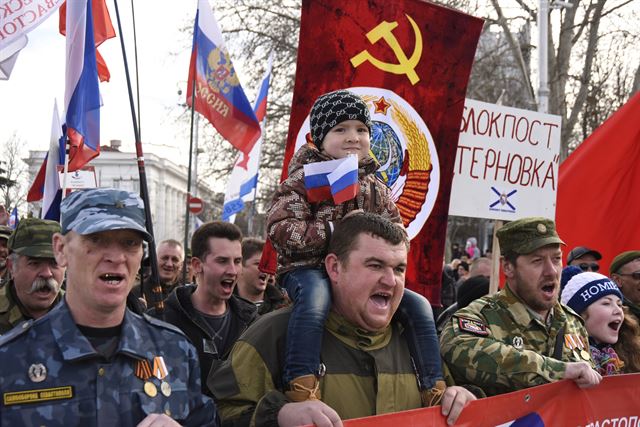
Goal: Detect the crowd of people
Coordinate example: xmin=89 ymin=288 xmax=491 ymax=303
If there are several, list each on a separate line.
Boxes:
xmin=0 ymin=89 xmax=639 ymax=426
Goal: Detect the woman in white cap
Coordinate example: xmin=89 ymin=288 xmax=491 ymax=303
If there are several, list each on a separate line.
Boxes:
xmin=561 ymin=267 xmax=632 ymax=375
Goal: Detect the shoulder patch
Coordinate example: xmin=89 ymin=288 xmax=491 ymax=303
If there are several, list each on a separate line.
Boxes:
xmin=0 ymin=319 xmax=33 ymax=346
xmin=142 ymin=314 xmax=187 ymax=337
xmin=457 ymin=316 xmax=489 ymax=336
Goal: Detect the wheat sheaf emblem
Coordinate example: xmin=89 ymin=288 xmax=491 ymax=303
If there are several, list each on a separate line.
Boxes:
xmin=362 ymin=95 xmax=433 ymax=228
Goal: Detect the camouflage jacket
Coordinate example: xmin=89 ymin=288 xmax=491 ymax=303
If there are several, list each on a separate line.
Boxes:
xmin=0 ymin=280 xmax=63 ymax=334
xmin=440 ymin=284 xmax=592 ymax=396
xmin=209 ymin=309 xmax=422 ymax=427
xmin=0 ymin=299 xmax=218 ymax=427
xmin=266 ymin=144 xmax=401 ymax=276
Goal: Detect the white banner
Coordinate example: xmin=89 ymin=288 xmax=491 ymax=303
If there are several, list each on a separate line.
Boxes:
xmin=0 ymin=0 xmax=64 ymax=51
xmin=57 ymin=166 xmax=97 ymax=190
xmin=449 ymin=99 xmax=561 ymax=220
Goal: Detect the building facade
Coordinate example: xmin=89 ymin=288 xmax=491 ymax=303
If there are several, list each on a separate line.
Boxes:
xmin=24 ymin=141 xmax=216 ymax=244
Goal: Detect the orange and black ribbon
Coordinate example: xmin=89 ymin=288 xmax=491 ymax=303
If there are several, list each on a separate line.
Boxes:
xmin=135 ymin=359 xmax=152 ymax=381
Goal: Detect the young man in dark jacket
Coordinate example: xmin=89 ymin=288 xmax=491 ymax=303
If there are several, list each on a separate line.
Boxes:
xmin=150 ymin=221 xmax=257 ymax=396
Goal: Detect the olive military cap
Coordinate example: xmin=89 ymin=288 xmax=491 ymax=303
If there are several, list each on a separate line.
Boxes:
xmin=7 ymin=218 xmax=61 ymax=258
xmin=496 ymin=217 xmax=564 ymax=255
xmin=610 ymin=250 xmax=640 ymax=275
xmin=0 ymin=225 xmax=12 ymax=241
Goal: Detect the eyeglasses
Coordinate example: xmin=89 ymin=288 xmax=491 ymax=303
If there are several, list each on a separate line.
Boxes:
xmin=617 ymin=271 xmax=640 ymax=280
xmin=578 ymin=263 xmax=600 ymax=272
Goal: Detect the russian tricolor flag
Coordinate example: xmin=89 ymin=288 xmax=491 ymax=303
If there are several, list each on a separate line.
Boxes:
xmin=222 ymin=54 xmax=273 ymax=222
xmin=26 ymin=101 xmax=65 ymax=222
xmin=187 ymin=0 xmax=261 ymax=157
xmin=328 ymin=155 xmax=359 ymax=204
xmin=64 ymin=0 xmax=101 ymax=172
xmin=42 ymin=102 xmax=65 ymax=220
xmin=303 ymin=155 xmax=359 ymax=204
xmin=8 ymin=207 xmax=19 ymax=230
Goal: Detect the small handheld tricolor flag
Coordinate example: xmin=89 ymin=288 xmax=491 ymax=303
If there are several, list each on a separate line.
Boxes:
xmin=327 ymin=155 xmax=359 ymax=204
xmin=303 ymin=155 xmax=359 ymax=204
xmin=8 ymin=207 xmax=19 ymax=230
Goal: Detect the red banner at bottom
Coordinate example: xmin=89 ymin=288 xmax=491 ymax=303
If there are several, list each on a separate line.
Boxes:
xmin=342 ymin=374 xmax=639 ymax=427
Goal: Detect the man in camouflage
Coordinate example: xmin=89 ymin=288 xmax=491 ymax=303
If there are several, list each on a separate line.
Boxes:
xmin=0 ymin=225 xmax=11 ymax=288
xmin=0 ymin=218 xmax=65 ymax=333
xmin=610 ymin=250 xmax=640 ymax=321
xmin=210 ymin=213 xmax=475 ymax=427
xmin=440 ymin=217 xmax=601 ymax=396
xmin=0 ymin=188 xmax=218 ymax=426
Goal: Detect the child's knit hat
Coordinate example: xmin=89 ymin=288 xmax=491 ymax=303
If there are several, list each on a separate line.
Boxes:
xmin=309 ymin=89 xmax=372 ymax=149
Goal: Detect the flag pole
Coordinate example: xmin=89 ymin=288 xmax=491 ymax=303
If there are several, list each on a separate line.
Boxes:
xmin=61 ymin=138 xmax=70 ymax=201
xmin=182 ymin=47 xmax=197 ymax=285
xmin=113 ymin=0 xmax=164 ymax=313
xmin=130 ymin=0 xmax=141 ymax=138
xmin=247 ymin=136 xmax=263 ymax=236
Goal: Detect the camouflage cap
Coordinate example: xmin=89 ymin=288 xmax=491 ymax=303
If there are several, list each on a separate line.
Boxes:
xmin=60 ymin=188 xmax=153 ymax=242
xmin=7 ymin=218 xmax=60 ymax=258
xmin=0 ymin=225 xmax=11 ymax=241
xmin=610 ymin=250 xmax=640 ymax=274
xmin=496 ymin=217 xmax=564 ymax=255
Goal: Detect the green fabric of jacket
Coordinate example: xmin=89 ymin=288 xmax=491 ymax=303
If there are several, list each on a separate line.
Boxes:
xmin=440 ymin=284 xmax=593 ymax=396
xmin=0 ymin=280 xmax=63 ymax=334
xmin=209 ymin=308 xmax=422 ymax=427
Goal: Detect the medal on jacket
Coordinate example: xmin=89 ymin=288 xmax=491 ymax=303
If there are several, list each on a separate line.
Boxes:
xmin=565 ymin=334 xmax=590 ymax=361
xmin=153 ymin=356 xmax=171 ymax=397
xmin=576 ymin=335 xmax=591 ymax=361
xmin=135 ymin=359 xmax=157 ymax=397
xmin=565 ymin=334 xmax=579 ymax=359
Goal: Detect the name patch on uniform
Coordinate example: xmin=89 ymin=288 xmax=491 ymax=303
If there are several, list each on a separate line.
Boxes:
xmin=3 ymin=386 xmax=74 ymax=406
xmin=458 ymin=317 xmax=489 ymax=336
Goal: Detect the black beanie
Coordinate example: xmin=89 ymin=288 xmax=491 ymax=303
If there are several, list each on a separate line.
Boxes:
xmin=309 ymin=89 xmax=372 ymax=148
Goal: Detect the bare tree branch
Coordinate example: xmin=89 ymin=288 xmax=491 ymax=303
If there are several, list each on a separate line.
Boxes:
xmin=563 ymin=0 xmax=607 ymax=159
xmin=632 ymin=63 xmax=640 ymax=96
xmin=489 ymin=0 xmax=536 ymax=103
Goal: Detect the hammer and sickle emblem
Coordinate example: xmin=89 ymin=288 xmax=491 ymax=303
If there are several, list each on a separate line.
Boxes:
xmin=350 ymin=14 xmax=423 ymax=85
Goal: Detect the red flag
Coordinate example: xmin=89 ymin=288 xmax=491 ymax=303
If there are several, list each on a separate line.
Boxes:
xmin=270 ymin=0 xmax=482 ymax=303
xmin=59 ymin=0 xmax=115 ymax=82
xmin=556 ymin=92 xmax=640 ymax=272
xmin=342 ymin=375 xmax=639 ymax=427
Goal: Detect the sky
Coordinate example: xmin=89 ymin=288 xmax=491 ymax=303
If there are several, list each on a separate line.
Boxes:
xmin=0 ymin=1 xmax=206 ymax=166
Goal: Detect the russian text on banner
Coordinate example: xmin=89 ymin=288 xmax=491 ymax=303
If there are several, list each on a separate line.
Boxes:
xmin=340 ymin=374 xmax=640 ymax=427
